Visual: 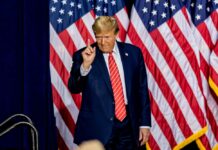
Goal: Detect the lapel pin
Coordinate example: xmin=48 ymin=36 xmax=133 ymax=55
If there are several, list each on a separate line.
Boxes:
xmin=125 ymin=53 xmax=128 ymax=56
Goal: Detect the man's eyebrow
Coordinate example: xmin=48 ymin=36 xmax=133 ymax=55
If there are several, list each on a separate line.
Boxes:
xmin=95 ymin=36 xmax=111 ymax=38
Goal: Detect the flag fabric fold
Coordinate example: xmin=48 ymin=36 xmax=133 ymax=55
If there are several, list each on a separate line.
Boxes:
xmin=183 ymin=0 xmax=218 ymax=149
xmin=126 ymin=0 xmax=210 ymax=149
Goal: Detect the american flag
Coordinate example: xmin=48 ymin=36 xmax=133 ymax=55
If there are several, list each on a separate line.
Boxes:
xmin=125 ymin=0 xmax=215 ymax=149
xmin=183 ymin=0 xmax=218 ymax=149
xmin=49 ymin=0 xmax=129 ymax=149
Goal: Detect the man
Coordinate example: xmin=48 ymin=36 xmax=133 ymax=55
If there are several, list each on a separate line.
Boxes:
xmin=68 ymin=16 xmax=151 ymax=150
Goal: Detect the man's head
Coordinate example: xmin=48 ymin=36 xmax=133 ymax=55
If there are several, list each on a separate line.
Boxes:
xmin=92 ymin=16 xmax=119 ymax=53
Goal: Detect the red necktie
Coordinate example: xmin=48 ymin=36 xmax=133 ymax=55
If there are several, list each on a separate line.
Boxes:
xmin=108 ymin=53 xmax=127 ymax=121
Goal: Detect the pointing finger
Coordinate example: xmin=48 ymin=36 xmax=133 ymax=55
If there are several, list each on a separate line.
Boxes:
xmin=91 ymin=46 xmax=96 ymax=53
xmin=87 ymin=39 xmax=91 ymax=47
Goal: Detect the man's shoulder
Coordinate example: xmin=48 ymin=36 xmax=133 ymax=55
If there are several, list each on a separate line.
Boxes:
xmin=117 ymin=41 xmax=141 ymax=52
xmin=117 ymin=41 xmax=140 ymax=48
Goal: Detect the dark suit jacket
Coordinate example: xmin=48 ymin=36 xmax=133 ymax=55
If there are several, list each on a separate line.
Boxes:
xmin=68 ymin=42 xmax=151 ymax=145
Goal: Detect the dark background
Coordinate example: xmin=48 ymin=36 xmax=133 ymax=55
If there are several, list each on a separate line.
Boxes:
xmin=0 ymin=0 xmax=198 ymax=149
xmin=0 ymin=0 xmax=57 ymax=149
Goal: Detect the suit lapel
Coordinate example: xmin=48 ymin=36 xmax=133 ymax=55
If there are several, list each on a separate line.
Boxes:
xmin=94 ymin=43 xmax=131 ymax=99
xmin=95 ymin=48 xmax=113 ymax=94
xmin=117 ymin=42 xmax=131 ymax=101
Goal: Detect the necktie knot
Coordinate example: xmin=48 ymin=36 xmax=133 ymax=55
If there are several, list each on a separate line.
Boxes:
xmin=108 ymin=52 xmax=113 ymax=56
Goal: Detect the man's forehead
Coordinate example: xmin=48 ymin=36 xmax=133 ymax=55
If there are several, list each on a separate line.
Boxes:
xmin=95 ymin=30 xmax=116 ymax=35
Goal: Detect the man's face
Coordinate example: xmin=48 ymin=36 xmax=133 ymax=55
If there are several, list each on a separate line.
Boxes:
xmin=95 ymin=30 xmax=118 ymax=53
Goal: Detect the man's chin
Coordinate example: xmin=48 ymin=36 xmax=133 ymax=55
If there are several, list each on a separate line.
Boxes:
xmin=99 ymin=48 xmax=112 ymax=53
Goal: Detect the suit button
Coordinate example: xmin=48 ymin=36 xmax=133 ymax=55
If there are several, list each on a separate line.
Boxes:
xmin=112 ymin=102 xmax=115 ymax=105
xmin=110 ymin=117 xmax=113 ymax=121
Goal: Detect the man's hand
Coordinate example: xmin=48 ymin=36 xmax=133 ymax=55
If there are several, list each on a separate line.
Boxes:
xmin=139 ymin=128 xmax=150 ymax=146
xmin=82 ymin=39 xmax=96 ymax=70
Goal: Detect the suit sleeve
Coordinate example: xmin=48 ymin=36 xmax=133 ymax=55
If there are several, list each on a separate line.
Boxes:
xmin=68 ymin=51 xmax=87 ymax=93
xmin=138 ymin=49 xmax=151 ymax=127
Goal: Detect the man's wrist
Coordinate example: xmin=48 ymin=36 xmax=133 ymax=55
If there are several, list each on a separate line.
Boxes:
xmin=82 ymin=62 xmax=91 ymax=70
xmin=80 ymin=64 xmax=92 ymax=76
xmin=139 ymin=126 xmax=150 ymax=129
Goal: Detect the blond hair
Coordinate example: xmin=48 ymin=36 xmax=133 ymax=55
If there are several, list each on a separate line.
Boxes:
xmin=92 ymin=16 xmax=119 ymax=34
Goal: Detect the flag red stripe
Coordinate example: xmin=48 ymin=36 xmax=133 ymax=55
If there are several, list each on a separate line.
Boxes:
xmin=150 ymin=93 xmax=177 ymax=147
xmin=114 ymin=15 xmax=126 ymax=42
xmin=197 ymin=23 xmax=214 ymax=49
xmin=210 ymin=67 xmax=218 ymax=85
xmin=182 ymin=7 xmax=190 ymax=25
xmin=214 ymin=42 xmax=218 ymax=55
xmin=90 ymin=9 xmax=95 ymax=18
xmin=127 ymin=23 xmax=193 ymax=138
xmin=71 ymin=94 xmax=82 ymax=110
xmin=168 ymin=14 xmax=203 ymax=91
xmin=148 ymin=134 xmax=160 ymax=150
xmin=50 ymin=45 xmax=70 ymax=85
xmin=210 ymin=11 xmax=218 ymax=32
xmin=75 ymin=18 xmax=95 ymax=45
xmin=150 ymin=29 xmax=206 ymax=127
xmin=200 ymin=53 xmax=210 ymax=78
xmin=205 ymin=102 xmax=218 ymax=141
xmin=52 ymin=85 xmax=76 ymax=136
xmin=126 ymin=23 xmax=145 ymax=55
xmin=59 ymin=30 xmax=77 ymax=56
xmin=123 ymin=6 xmax=128 ymax=14
xmin=50 ymin=45 xmax=82 ymax=109
xmin=200 ymin=135 xmax=212 ymax=150
xmin=57 ymin=128 xmax=69 ymax=150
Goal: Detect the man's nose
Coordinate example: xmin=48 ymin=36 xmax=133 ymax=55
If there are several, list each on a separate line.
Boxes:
xmin=100 ymin=38 xmax=105 ymax=44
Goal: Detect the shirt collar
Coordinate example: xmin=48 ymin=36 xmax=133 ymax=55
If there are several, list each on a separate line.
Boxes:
xmin=112 ymin=42 xmax=118 ymax=54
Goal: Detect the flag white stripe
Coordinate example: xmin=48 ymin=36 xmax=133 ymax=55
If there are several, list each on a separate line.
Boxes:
xmin=50 ymin=62 xmax=79 ymax=123
xmin=125 ymin=35 xmax=132 ymax=44
xmin=174 ymin=11 xmax=201 ymax=65
xmin=67 ymin=24 xmax=86 ymax=50
xmin=53 ymin=105 xmax=77 ymax=150
xmin=82 ymin=12 xmax=96 ymax=40
xmin=204 ymin=16 xmax=218 ymax=45
xmin=210 ymin=52 xmax=218 ymax=73
xmin=130 ymin=8 xmax=150 ymax=47
xmin=184 ymin=9 xmax=212 ymax=64
xmin=151 ymin=114 xmax=171 ymax=149
xmin=147 ymin=69 xmax=185 ymax=143
xmin=184 ymin=9 xmax=211 ymax=65
xmin=115 ymin=8 xmax=129 ymax=31
xmin=50 ymin=24 xmax=72 ymax=73
xmin=206 ymin=124 xmax=218 ymax=147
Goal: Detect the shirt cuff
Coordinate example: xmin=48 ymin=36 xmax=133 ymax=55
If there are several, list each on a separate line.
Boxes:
xmin=139 ymin=126 xmax=150 ymax=129
xmin=80 ymin=64 xmax=92 ymax=76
